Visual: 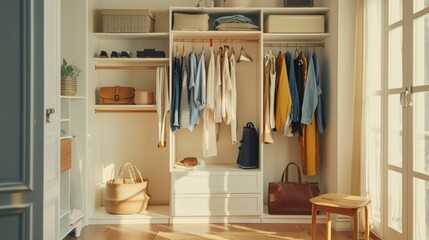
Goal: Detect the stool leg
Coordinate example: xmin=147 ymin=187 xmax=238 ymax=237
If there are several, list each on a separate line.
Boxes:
xmin=326 ymin=212 xmax=331 ymax=240
xmin=311 ymin=204 xmax=317 ymax=240
xmin=353 ymin=210 xmax=359 ymax=240
xmin=364 ymin=206 xmax=369 ymax=240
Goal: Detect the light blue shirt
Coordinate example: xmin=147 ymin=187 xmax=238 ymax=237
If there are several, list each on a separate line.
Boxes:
xmin=195 ymin=51 xmax=206 ymax=111
xmin=301 ymin=50 xmax=318 ymax=124
xmin=188 ymin=52 xmax=199 ymax=130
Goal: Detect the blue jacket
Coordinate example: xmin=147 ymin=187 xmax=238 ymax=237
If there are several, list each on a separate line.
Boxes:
xmin=313 ymin=51 xmax=325 ymax=133
xmin=301 ymin=50 xmax=318 ymax=125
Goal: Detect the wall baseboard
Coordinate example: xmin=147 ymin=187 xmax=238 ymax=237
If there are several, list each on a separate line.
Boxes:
xmin=331 ymin=215 xmax=352 ymax=231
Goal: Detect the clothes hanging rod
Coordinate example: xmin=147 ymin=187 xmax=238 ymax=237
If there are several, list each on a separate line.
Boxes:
xmin=95 ymin=65 xmax=159 ymax=70
xmin=263 ymin=42 xmax=324 ymax=48
xmin=173 ymin=38 xmax=259 ymax=44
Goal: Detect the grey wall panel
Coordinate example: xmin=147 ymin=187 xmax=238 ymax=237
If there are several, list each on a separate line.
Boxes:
xmin=0 ymin=205 xmax=31 ymax=240
xmin=0 ymin=0 xmax=31 ymax=192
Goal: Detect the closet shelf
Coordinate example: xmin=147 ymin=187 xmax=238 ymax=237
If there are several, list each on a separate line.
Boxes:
xmin=171 ymin=6 xmax=261 ymax=14
xmin=92 ymin=32 xmax=169 ymax=40
xmin=171 ymin=163 xmax=260 ymax=174
xmin=61 ymin=95 xmax=86 ymax=100
xmin=263 ymin=33 xmax=330 ymax=42
xmin=261 ymin=7 xmax=330 ymax=15
xmin=94 ymin=105 xmax=157 ymax=113
xmin=171 ymin=30 xmax=261 ymax=40
xmin=92 ymin=58 xmax=169 ymax=64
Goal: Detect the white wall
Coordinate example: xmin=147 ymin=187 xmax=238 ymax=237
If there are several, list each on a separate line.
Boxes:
xmin=320 ymin=0 xmax=338 ymax=194
xmin=320 ymin=0 xmax=357 ymax=196
xmin=337 ymin=0 xmax=357 ymax=194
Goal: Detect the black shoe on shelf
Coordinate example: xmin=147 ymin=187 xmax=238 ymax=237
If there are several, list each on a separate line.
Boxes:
xmin=111 ymin=51 xmax=119 ymax=58
xmin=100 ymin=50 xmax=108 ymax=58
xmin=121 ymin=51 xmax=131 ymax=58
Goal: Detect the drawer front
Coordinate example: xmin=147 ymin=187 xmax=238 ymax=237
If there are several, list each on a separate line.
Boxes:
xmin=173 ymin=174 xmax=260 ymax=194
xmin=172 ymin=193 xmax=261 ymax=216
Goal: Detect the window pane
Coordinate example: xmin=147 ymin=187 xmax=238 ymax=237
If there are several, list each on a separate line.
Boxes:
xmin=414 ymin=0 xmax=429 ymax=13
xmin=389 ymin=27 xmax=403 ymax=89
xmin=389 ymin=0 xmax=403 ymax=24
xmin=388 ymin=170 xmax=403 ymax=233
xmin=414 ymin=178 xmax=429 ymax=239
xmin=389 ymin=94 xmax=403 ymax=168
xmin=365 ymin=96 xmax=382 ymax=222
xmin=414 ymin=92 xmax=429 ymax=175
xmin=413 ymin=13 xmax=429 ymax=86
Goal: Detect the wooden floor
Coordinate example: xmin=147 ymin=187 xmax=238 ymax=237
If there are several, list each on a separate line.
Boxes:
xmin=65 ymin=223 xmax=355 ymax=240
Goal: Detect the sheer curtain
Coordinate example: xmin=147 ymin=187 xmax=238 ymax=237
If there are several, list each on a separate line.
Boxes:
xmin=360 ymin=0 xmax=383 ymax=235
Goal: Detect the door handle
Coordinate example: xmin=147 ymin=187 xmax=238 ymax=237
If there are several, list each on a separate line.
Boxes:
xmin=45 ymin=108 xmax=55 ymax=123
xmin=400 ymin=87 xmax=413 ymax=108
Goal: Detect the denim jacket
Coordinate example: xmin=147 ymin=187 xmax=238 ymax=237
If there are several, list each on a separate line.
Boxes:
xmin=301 ymin=50 xmax=318 ymax=124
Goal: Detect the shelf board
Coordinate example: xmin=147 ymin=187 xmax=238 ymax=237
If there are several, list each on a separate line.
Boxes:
xmin=60 ymin=119 xmax=70 ymax=122
xmin=92 ymin=57 xmax=169 ymax=64
xmin=92 ymin=32 xmax=169 ymax=40
xmin=171 ymin=163 xmax=261 ymax=174
xmin=263 ymin=33 xmax=330 ymax=42
xmin=89 ymin=206 xmax=170 ymax=224
xmin=170 ymin=7 xmax=261 ymax=14
xmin=60 ymin=136 xmax=72 ymax=140
xmin=94 ymin=105 xmax=157 ymax=113
xmin=60 ymin=95 xmax=86 ymax=100
xmin=171 ymin=30 xmax=261 ymax=40
xmin=261 ymin=7 xmax=330 ymax=15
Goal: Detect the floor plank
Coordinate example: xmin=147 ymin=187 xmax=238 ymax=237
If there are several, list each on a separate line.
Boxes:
xmin=65 ymin=223 xmax=354 ymax=240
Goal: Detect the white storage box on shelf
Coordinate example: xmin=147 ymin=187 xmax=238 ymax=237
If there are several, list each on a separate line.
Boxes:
xmin=264 ymin=15 xmax=324 ymax=33
xmin=101 ymin=9 xmax=154 ymax=33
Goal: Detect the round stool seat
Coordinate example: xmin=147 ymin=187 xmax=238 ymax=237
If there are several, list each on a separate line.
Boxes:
xmin=310 ymin=193 xmax=370 ymax=209
xmin=310 ymin=193 xmax=371 ymax=240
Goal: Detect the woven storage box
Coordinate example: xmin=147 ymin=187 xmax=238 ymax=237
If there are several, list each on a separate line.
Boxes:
xmin=101 ymin=9 xmax=154 ymax=33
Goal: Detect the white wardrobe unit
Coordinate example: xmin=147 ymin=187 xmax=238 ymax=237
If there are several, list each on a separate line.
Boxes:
xmin=81 ymin=0 xmax=330 ymax=225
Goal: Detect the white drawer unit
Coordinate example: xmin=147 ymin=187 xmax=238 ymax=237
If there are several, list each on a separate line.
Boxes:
xmin=171 ymin=165 xmax=262 ymax=217
xmin=173 ymin=172 xmax=261 ymax=194
xmin=172 ymin=193 xmax=261 ymax=216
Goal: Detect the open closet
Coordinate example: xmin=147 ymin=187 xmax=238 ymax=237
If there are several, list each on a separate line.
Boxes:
xmin=60 ymin=0 xmax=335 ymax=233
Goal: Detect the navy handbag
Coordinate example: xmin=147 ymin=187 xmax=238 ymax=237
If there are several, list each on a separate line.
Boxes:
xmin=237 ymin=122 xmax=259 ymax=169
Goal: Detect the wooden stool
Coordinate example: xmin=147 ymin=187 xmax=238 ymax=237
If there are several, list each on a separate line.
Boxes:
xmin=310 ymin=193 xmax=371 ymax=240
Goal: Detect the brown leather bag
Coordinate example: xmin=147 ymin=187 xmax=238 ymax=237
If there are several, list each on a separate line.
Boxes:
xmin=99 ymin=86 xmax=134 ymax=104
xmin=268 ymin=162 xmax=319 ymax=215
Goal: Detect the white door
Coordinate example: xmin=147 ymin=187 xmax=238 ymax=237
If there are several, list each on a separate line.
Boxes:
xmin=0 ymin=0 xmax=45 ymax=239
xmin=365 ymin=0 xmax=429 ymax=239
xmin=44 ymin=0 xmax=61 ymax=239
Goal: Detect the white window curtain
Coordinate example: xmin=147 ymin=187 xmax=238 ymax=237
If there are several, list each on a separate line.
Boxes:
xmin=361 ymin=0 xmax=383 ymax=235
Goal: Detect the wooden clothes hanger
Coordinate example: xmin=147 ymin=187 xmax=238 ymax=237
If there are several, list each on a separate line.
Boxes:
xmin=237 ymin=46 xmax=253 ymax=63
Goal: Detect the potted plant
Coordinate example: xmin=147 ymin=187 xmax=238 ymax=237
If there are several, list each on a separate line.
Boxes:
xmin=61 ymin=58 xmax=81 ymax=96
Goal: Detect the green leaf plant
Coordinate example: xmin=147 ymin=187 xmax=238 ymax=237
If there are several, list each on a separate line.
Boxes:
xmin=61 ymin=58 xmax=81 ymax=78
